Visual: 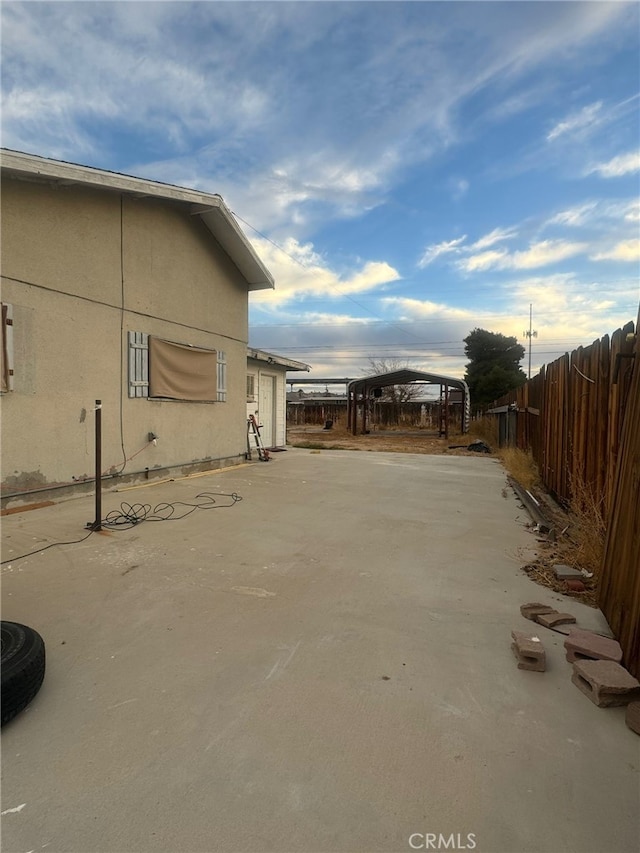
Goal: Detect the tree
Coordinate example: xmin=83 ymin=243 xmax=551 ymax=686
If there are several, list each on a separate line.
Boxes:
xmin=463 ymin=328 xmax=526 ymax=406
xmin=363 ymin=357 xmax=424 ymax=402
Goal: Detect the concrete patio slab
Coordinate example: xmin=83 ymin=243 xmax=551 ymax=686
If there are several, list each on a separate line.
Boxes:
xmin=1 ymin=450 xmax=638 ymax=853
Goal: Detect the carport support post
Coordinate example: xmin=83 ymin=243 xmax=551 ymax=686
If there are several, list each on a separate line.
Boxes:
xmin=444 ymin=384 xmax=449 ymax=440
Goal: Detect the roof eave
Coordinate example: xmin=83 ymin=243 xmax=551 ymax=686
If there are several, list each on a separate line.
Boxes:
xmin=1 ymin=148 xmax=275 ymax=293
xmin=195 ymin=205 xmax=274 ymax=292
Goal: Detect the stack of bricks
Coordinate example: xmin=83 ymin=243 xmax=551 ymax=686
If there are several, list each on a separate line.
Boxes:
xmin=511 ymin=630 xmax=546 ymax=672
xmin=561 ymin=627 xmax=640 ymax=708
xmin=513 ymin=603 xmax=640 ymax=720
xmin=572 ymin=660 xmax=640 ymax=707
xmin=519 ymin=602 xmax=577 ymax=629
xmin=564 ymin=628 xmax=622 ymax=664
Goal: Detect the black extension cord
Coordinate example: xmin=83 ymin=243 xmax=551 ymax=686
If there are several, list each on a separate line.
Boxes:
xmin=100 ymin=491 xmax=242 ymax=530
xmin=1 ymin=491 xmax=242 ymax=564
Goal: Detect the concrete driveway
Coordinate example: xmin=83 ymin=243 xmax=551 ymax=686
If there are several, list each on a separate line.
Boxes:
xmin=1 ymin=450 xmax=638 ymax=853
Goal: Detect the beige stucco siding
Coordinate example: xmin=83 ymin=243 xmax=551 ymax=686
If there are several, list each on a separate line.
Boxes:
xmin=122 ymin=197 xmax=248 ymax=342
xmin=1 ymin=176 xmax=252 ymax=498
xmin=1 ymin=178 xmax=123 ymax=307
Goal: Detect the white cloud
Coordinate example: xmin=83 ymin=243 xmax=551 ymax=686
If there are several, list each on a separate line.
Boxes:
xmin=249 ymin=236 xmax=401 ymax=306
xmin=546 ymin=101 xmax=603 ymax=141
xmin=546 ymin=203 xmax=598 ymax=227
xmin=2 ymin=1 xmax=634 ymax=235
xmin=623 ymin=201 xmax=640 ymax=222
xmin=591 ymin=239 xmax=640 ymax=262
xmin=510 ymin=240 xmax=587 ymax=270
xmin=381 ymin=297 xmax=474 ymax=322
xmin=588 ymin=150 xmax=640 ymax=178
xmin=542 ymin=199 xmax=640 ymax=246
xmin=417 ymin=236 xmax=467 ymax=268
xmin=469 ymin=227 xmax=519 ymax=251
xmin=458 ymin=249 xmax=510 ymax=272
xmin=505 ymin=275 xmax=635 ymax=340
xmin=459 ymin=240 xmax=586 ymax=272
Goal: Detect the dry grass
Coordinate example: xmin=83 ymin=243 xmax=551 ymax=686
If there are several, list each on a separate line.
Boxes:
xmin=467 ymin=415 xmax=602 ymax=602
xmin=286 ymin=423 xmax=472 ymax=455
xmin=468 ymin=416 xmax=498 ymax=448
xmin=470 ymin=417 xmax=540 ymax=490
xmin=559 ymin=473 xmax=606 ymax=581
xmin=515 ymin=471 xmax=605 ymax=607
xmin=499 ymin=447 xmax=540 ymax=493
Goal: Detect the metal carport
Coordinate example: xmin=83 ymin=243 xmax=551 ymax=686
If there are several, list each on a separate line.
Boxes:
xmin=347 ymin=369 xmax=470 ymax=437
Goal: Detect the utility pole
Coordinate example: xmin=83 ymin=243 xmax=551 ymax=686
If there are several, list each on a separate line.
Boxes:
xmin=523 ymin=303 xmax=538 ymax=379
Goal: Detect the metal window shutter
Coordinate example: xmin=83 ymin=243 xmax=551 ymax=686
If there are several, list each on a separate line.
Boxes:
xmin=217 ymin=350 xmax=227 ymax=402
xmin=128 ymin=331 xmax=149 ymax=397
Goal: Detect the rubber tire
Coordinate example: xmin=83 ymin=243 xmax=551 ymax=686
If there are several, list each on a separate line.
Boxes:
xmin=1 ymin=621 xmax=46 ymax=726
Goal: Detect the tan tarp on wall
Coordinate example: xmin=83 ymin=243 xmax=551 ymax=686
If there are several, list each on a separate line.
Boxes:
xmin=149 ymin=336 xmax=217 ymax=401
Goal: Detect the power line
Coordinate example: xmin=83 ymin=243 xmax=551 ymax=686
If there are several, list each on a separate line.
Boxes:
xmin=255 ymin=338 xmax=593 ymax=352
xmin=249 ymin=308 xmax=638 ymax=328
xmin=234 ymin=211 xmax=425 ymax=343
xmin=259 ymin=350 xmax=580 ymax=360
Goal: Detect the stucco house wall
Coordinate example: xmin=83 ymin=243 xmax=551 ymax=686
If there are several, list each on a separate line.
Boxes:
xmin=1 ymin=152 xmax=273 ymax=503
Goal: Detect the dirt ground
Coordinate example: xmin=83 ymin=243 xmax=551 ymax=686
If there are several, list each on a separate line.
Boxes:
xmin=286 ymin=424 xmax=484 ymax=456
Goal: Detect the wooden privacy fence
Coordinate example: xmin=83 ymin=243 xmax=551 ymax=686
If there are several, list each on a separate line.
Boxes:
xmin=287 ymin=400 xmax=455 ymax=430
xmin=489 ymin=319 xmax=636 ymax=519
xmin=489 ymin=316 xmax=639 ymax=677
xmin=287 ymin=401 xmax=347 ymax=426
xmin=599 ymin=319 xmax=640 ymax=678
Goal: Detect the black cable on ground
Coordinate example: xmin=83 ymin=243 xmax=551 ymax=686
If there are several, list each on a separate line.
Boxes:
xmin=1 ymin=530 xmax=95 ymax=565
xmin=1 ymin=491 xmax=243 ymax=563
xmin=102 ymin=491 xmax=242 ymax=530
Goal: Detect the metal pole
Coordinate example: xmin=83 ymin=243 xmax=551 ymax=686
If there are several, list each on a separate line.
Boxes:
xmin=93 ymin=399 xmax=102 ymax=531
xmin=444 ymin=384 xmax=450 ymax=441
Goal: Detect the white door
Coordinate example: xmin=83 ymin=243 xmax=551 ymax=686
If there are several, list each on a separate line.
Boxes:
xmin=259 ymin=374 xmax=275 ymax=447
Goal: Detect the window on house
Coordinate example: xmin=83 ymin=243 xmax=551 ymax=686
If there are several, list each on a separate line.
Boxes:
xmin=246 ymin=374 xmax=255 ymax=402
xmin=1 ymin=303 xmax=14 ymax=393
xmin=128 ymin=331 xmax=226 ymax=402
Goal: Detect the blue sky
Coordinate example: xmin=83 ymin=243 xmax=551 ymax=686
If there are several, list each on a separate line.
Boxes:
xmin=2 ymin=1 xmax=639 ymax=384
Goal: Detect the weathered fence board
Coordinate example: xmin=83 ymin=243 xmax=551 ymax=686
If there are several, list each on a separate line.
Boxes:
xmin=491 ymin=321 xmax=636 ymax=519
xmin=599 ymin=321 xmax=639 ymax=678
xmin=287 ymin=400 xmax=455 ymax=430
xmin=489 ymin=316 xmax=638 ymax=677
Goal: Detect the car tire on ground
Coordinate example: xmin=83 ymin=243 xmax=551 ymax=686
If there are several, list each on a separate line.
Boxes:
xmin=1 ymin=621 xmax=46 ymax=726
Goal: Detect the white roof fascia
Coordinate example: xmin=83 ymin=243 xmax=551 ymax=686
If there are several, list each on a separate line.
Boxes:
xmin=0 ymin=149 xmax=274 ymax=292
xmin=247 ymin=348 xmax=310 ymax=372
xmin=193 ymin=203 xmax=273 ymax=291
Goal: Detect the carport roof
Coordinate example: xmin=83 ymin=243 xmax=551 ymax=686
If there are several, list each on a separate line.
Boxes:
xmin=348 ymin=369 xmax=469 ymax=394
